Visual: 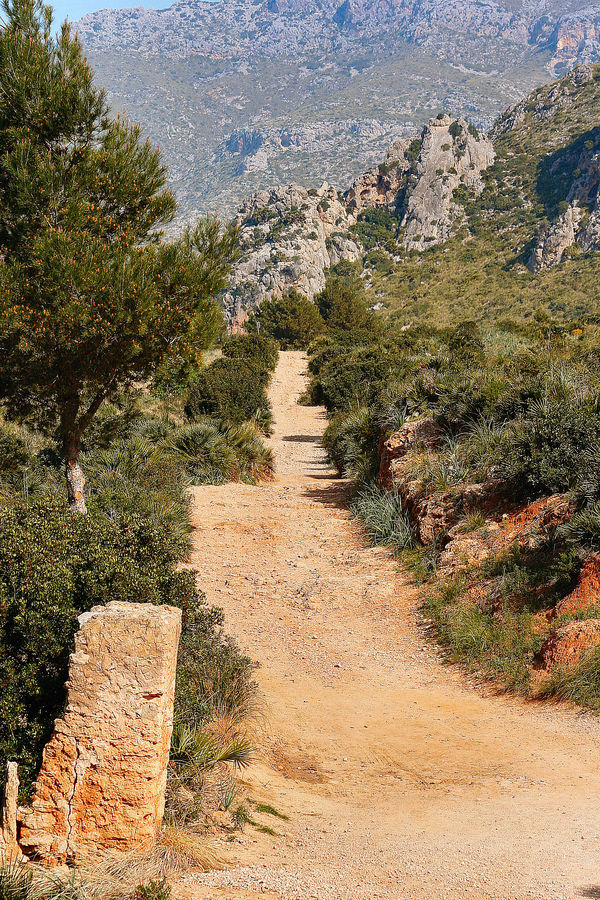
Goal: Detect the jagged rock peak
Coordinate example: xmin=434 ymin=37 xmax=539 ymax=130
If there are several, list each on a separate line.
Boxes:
xmin=222 ymin=183 xmax=360 ymax=327
xmin=346 ymin=115 xmax=494 ymax=250
xmin=401 ymin=115 xmax=494 ymax=251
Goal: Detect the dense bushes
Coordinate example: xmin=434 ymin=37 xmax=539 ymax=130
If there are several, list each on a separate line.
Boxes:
xmin=0 ymin=501 xmax=206 ymax=788
xmin=185 ymin=359 xmax=273 ymax=432
xmin=315 ymin=275 xmax=371 ymax=331
xmin=222 ymin=333 xmax=279 ymax=373
xmin=309 ymin=318 xmax=600 ymax=505
xmin=248 ymin=289 xmax=325 ymax=349
xmin=185 ymin=332 xmax=279 ymax=434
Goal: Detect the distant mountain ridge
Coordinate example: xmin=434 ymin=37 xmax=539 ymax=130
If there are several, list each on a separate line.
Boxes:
xmin=78 ymin=0 xmax=600 ymax=72
xmin=77 ymin=0 xmax=600 ymax=219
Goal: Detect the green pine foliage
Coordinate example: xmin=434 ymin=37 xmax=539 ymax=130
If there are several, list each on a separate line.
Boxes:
xmin=0 ymin=0 xmax=267 ymax=801
xmin=0 ymin=0 xmax=237 ymax=507
xmin=248 ymin=289 xmax=325 ymax=349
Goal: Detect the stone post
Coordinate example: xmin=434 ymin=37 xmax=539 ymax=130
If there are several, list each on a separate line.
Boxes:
xmin=0 ymin=762 xmax=19 ymax=858
xmin=19 ymin=602 xmax=182 ymax=864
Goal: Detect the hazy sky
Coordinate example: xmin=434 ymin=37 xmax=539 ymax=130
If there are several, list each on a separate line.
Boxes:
xmin=51 ymin=0 xmax=172 ymax=28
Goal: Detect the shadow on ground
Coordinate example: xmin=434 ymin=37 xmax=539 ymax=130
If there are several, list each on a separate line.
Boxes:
xmin=303 ymin=479 xmax=352 ymax=510
xmin=282 ymin=434 xmax=322 ymax=443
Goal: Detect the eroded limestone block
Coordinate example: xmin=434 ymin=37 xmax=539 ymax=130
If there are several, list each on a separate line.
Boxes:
xmin=19 ymin=602 xmax=181 ymax=864
xmin=0 ymin=761 xmax=19 ymax=858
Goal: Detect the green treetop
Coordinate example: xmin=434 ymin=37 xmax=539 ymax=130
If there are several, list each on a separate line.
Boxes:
xmin=0 ymin=0 xmax=237 ymax=511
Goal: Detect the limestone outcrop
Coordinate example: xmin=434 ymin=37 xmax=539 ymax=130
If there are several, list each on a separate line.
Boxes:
xmin=345 ymin=140 xmax=412 ymax=213
xmin=19 ymin=602 xmax=181 ymax=865
xmin=221 ymin=183 xmax=361 ymax=326
xmin=401 ymin=116 xmax=494 ymax=251
xmin=347 ymin=117 xmax=494 ymax=250
xmin=528 ymin=128 xmax=600 ymax=271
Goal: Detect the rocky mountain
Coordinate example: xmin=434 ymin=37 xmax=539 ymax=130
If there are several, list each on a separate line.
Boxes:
xmin=76 ymin=0 xmax=600 ymax=219
xmin=223 ymin=184 xmax=361 ymax=327
xmin=222 ymin=64 xmax=600 ymax=326
xmin=222 ymin=114 xmax=494 ymax=323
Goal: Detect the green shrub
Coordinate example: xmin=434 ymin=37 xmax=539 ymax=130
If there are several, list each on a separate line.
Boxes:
xmin=185 ymin=358 xmax=272 ymax=433
xmin=0 ymin=500 xmax=204 ymax=790
xmin=175 ymin=600 xmax=257 ymax=728
xmin=351 ymin=207 xmax=400 ymax=251
xmin=167 ymin=420 xmax=273 ymax=484
xmin=315 ymin=275 xmax=371 ymax=331
xmin=495 ymin=397 xmax=600 ymax=499
xmin=322 ymin=406 xmax=379 ymax=483
xmin=167 ymin=421 xmax=236 ymax=483
xmin=248 ymin=290 xmax=325 ymax=349
xmin=221 ymin=333 xmax=279 ymax=373
xmin=351 ymin=482 xmax=415 ymax=552
xmin=309 ymin=343 xmax=404 ymax=412
xmin=135 ymin=879 xmax=171 ymax=900
xmin=85 ymin=435 xmax=192 ymax=547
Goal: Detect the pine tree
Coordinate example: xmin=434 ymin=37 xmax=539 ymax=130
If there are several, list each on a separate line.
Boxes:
xmin=0 ymin=0 xmax=237 ymax=511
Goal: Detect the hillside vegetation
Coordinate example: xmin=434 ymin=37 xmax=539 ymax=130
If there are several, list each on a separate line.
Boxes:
xmin=371 ymin=65 xmax=600 ymax=326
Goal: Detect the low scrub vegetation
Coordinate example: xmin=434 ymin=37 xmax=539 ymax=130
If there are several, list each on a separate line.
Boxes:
xmin=307 ymin=303 xmax=600 ymax=707
xmin=0 ymin=334 xmax=272 ymax=800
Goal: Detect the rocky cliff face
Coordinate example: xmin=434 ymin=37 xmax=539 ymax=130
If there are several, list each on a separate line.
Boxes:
xmin=346 ymin=140 xmax=413 ymax=213
xmin=529 ymin=139 xmax=600 ymax=270
xmin=222 ymin=183 xmax=361 ymax=326
xmin=400 ymin=115 xmax=494 ymax=251
xmin=222 ymin=114 xmax=495 ymax=323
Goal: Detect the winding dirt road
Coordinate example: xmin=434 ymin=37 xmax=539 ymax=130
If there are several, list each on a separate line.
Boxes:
xmin=186 ymin=351 xmax=600 ymax=900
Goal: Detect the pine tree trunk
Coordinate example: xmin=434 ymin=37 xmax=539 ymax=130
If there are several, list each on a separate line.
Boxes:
xmin=64 ymin=434 xmax=87 ymax=514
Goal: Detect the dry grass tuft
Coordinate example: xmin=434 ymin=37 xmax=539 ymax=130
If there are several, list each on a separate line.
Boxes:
xmin=78 ymin=830 xmax=222 ymax=900
xmin=159 ymin=827 xmax=223 ymax=872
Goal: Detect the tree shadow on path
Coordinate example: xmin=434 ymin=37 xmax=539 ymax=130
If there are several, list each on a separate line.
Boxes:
xmin=303 ymin=478 xmax=352 ymax=510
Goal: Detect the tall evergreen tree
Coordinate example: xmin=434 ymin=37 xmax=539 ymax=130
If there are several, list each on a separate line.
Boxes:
xmin=0 ymin=0 xmax=237 ymax=511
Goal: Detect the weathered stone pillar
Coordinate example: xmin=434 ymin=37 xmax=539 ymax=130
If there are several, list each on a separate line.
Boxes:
xmin=19 ymin=602 xmax=181 ymax=864
xmin=0 ymin=762 xmax=20 ymax=858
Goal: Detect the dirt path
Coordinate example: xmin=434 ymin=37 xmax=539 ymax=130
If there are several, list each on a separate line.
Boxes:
xmin=186 ymin=351 xmax=600 ymax=900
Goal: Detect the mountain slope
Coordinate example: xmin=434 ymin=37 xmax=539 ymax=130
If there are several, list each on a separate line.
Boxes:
xmin=76 ymin=0 xmax=600 ymax=218
xmin=220 ymin=64 xmax=600 ymax=327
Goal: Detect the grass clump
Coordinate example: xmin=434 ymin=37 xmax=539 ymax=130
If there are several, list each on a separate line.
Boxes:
xmin=538 ymin=645 xmax=600 ymax=708
xmin=351 ymin=483 xmax=415 ymax=553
